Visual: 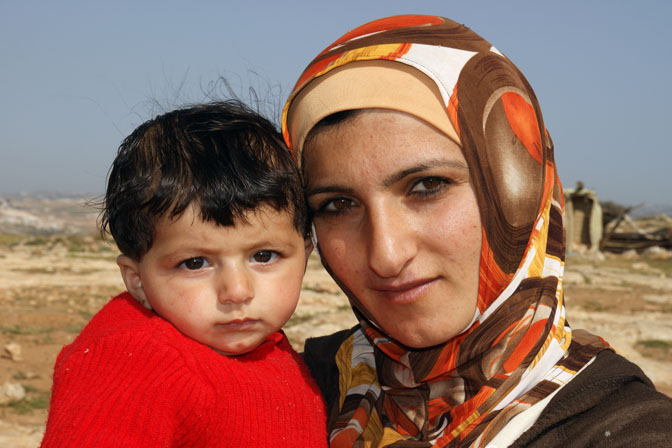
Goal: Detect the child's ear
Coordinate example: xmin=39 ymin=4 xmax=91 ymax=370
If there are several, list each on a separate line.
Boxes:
xmin=117 ymin=255 xmax=147 ymax=303
xmin=304 ymin=237 xmax=313 ymax=265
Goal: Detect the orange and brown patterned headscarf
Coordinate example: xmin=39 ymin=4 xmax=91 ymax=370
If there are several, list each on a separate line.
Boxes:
xmin=282 ymin=15 xmax=610 ymax=447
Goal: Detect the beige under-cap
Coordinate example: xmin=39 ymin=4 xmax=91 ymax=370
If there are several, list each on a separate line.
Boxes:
xmin=286 ymin=60 xmax=460 ymax=162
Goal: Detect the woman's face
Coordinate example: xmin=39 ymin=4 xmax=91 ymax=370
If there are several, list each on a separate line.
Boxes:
xmin=303 ymin=109 xmax=482 ymax=348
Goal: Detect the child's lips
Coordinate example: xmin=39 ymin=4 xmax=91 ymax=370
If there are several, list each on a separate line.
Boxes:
xmin=216 ymin=318 xmax=260 ymax=330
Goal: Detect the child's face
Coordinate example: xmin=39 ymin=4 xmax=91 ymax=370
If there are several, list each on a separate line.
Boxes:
xmin=118 ymin=204 xmax=309 ymax=355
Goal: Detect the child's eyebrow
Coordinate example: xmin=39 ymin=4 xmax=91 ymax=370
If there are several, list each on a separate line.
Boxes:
xmin=154 ymin=242 xmax=214 ymax=259
xmin=160 ymin=237 xmax=300 ymax=260
xmin=242 ymin=238 xmax=301 ymax=251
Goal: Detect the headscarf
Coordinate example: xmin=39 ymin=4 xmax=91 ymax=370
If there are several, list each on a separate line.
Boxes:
xmin=282 ymin=15 xmax=610 ymax=447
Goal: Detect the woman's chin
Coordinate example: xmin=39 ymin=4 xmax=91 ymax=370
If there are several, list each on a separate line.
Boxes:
xmin=372 ymin=304 xmax=476 ymax=349
xmin=384 ymin=325 xmax=459 ymax=349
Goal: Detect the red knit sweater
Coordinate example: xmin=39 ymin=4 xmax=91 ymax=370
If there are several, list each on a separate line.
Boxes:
xmin=40 ymin=292 xmax=327 ymax=447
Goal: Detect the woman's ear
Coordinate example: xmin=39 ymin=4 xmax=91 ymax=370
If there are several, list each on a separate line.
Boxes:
xmin=117 ymin=255 xmax=147 ymax=303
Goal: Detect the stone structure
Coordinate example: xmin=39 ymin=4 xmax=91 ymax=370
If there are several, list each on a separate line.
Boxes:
xmin=564 ymin=182 xmax=603 ymax=253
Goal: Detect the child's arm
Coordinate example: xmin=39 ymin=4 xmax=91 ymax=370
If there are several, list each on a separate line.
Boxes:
xmin=40 ymin=330 xmax=212 ymax=447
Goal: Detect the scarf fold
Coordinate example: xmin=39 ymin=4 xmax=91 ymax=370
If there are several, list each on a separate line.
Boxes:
xmin=283 ymin=15 xmax=610 ymax=447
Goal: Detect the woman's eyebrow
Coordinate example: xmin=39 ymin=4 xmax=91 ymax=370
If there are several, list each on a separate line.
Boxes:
xmin=305 ymin=185 xmax=355 ymax=197
xmin=383 ymin=159 xmax=468 ymax=187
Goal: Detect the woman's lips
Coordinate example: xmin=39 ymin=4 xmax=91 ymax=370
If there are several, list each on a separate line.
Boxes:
xmin=215 ymin=318 xmax=259 ymax=330
xmin=371 ymin=278 xmax=438 ymax=304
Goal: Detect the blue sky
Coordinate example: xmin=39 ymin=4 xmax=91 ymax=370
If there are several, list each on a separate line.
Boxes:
xmin=1 ymin=1 xmax=670 ymax=206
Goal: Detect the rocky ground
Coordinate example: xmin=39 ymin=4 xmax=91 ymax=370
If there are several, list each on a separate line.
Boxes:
xmin=0 ymin=209 xmax=671 ymax=446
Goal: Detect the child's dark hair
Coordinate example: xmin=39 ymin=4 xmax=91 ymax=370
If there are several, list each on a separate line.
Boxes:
xmin=100 ymin=100 xmax=307 ymax=260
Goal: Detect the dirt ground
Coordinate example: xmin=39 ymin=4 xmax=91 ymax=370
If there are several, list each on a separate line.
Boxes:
xmin=0 ymin=234 xmax=671 ymax=447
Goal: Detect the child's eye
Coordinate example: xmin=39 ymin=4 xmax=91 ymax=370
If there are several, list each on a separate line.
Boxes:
xmin=410 ymin=177 xmax=451 ymax=196
xmin=251 ymin=250 xmax=279 ymax=264
xmin=179 ymin=257 xmax=210 ymax=270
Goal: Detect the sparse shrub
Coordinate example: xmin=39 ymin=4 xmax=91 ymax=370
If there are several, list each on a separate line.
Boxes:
xmin=637 ymin=339 xmax=672 ymax=350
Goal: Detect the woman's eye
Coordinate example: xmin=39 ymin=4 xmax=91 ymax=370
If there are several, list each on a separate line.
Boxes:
xmin=322 ymin=197 xmax=356 ymax=213
xmin=179 ymin=257 xmax=209 ymax=270
xmin=410 ymin=177 xmax=450 ymax=195
xmin=251 ymin=250 xmax=278 ymax=264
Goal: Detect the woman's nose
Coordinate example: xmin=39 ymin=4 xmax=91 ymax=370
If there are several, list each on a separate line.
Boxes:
xmin=217 ymin=267 xmax=254 ymax=304
xmin=366 ymin=204 xmax=417 ymax=278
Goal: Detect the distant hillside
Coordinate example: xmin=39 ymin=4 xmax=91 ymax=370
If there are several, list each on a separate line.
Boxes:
xmin=1 ymin=192 xmax=669 ymax=236
xmin=0 ymin=193 xmax=98 ymax=235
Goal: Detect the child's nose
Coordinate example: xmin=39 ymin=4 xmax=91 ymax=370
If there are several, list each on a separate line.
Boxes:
xmin=217 ymin=267 xmax=253 ymax=304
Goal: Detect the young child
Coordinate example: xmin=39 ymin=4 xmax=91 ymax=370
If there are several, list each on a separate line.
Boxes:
xmin=40 ymin=101 xmax=327 ymax=447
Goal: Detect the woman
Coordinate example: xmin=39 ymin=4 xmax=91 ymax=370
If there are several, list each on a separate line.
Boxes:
xmin=282 ymin=15 xmax=672 ymax=447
